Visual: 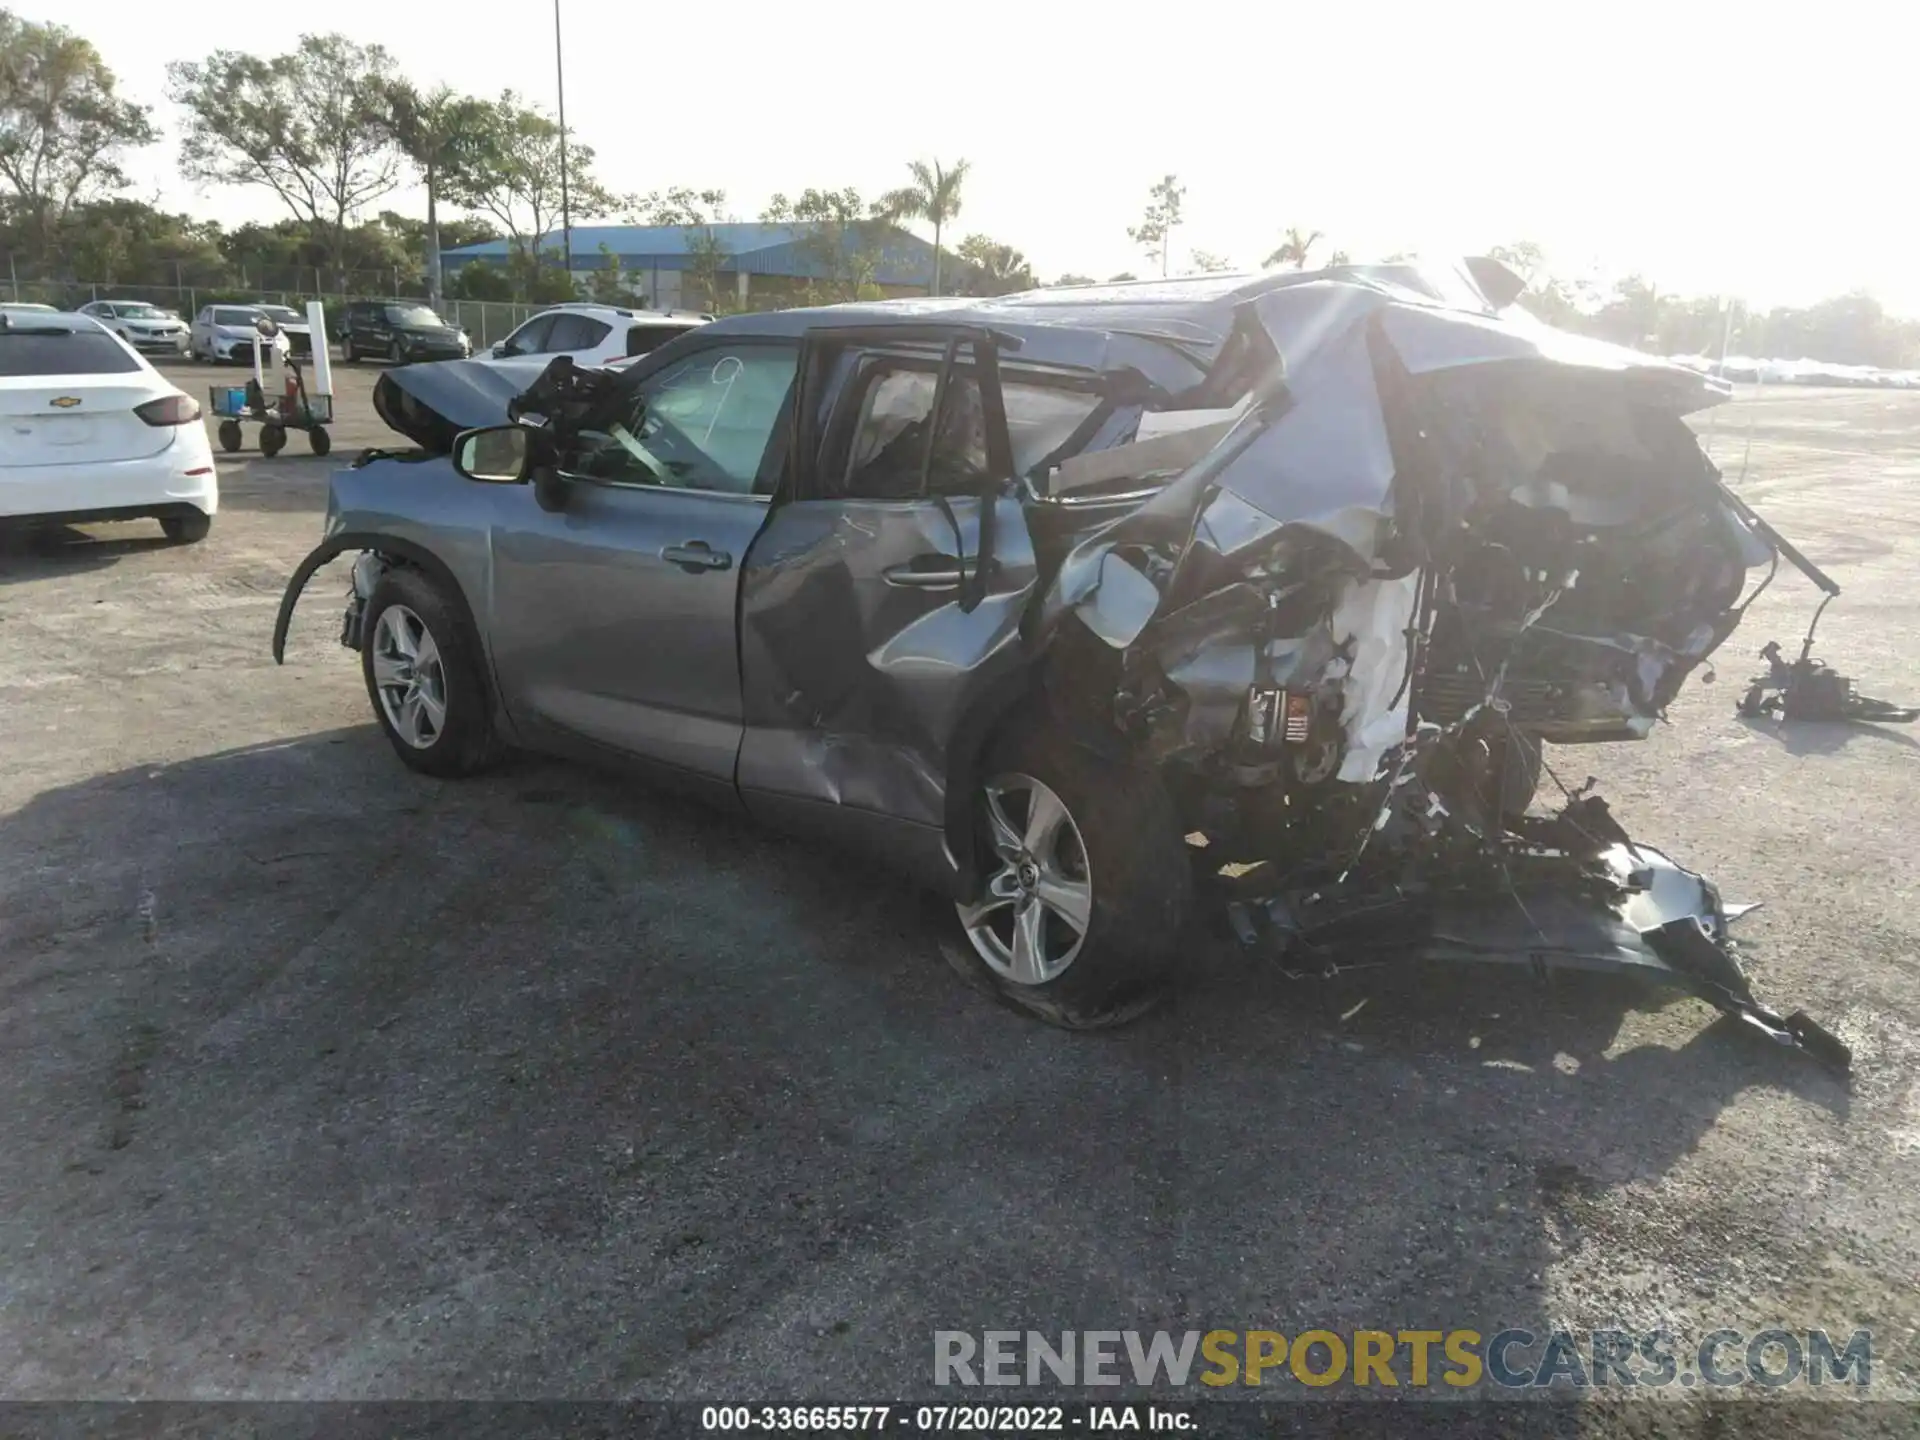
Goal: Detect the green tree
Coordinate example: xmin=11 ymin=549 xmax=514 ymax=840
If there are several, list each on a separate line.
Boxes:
xmin=952 ymin=233 xmax=1033 ymax=295
xmin=762 ymin=187 xmax=894 ymax=303
xmin=167 ymin=34 xmax=400 ymax=284
xmin=1188 ymin=249 xmax=1233 ymax=274
xmin=1054 ymin=273 xmax=1097 ymax=287
xmin=442 ymin=91 xmax=616 ymax=284
xmin=0 ymin=12 xmax=156 ymax=260
xmin=56 ymin=199 xmax=224 ymax=289
xmin=877 ymin=156 xmax=969 ymax=295
xmin=1485 ymin=241 xmax=1587 ymax=326
xmin=633 ymin=186 xmax=732 ymax=311
xmin=630 ymin=185 xmax=729 ymax=227
xmin=1127 ymin=174 xmax=1184 ymax=278
xmin=445 ymin=258 xmax=511 ymax=301
xmin=382 ymin=81 xmax=491 ymax=306
xmin=1264 ymin=226 xmax=1322 ymax=269
xmin=585 ymin=242 xmax=646 ymax=306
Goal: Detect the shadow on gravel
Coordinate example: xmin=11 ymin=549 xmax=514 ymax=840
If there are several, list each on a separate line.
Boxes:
xmin=0 ymin=523 xmax=182 ymax=581
xmin=0 ymin=730 xmax=1851 ymax=1399
xmin=1736 ymin=713 xmax=1920 ymax=755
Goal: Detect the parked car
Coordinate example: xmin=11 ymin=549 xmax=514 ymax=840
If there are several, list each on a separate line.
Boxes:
xmin=269 ymin=262 xmax=1845 ymax=1067
xmin=341 ymin=300 xmax=471 ymax=365
xmin=77 ymin=300 xmax=190 ymax=355
xmin=0 ymin=311 xmax=216 ymax=541
xmin=253 ymin=304 xmax=315 ymax=357
xmin=190 ymin=305 xmax=291 ymax=365
xmin=483 ymin=302 xmax=707 ymax=370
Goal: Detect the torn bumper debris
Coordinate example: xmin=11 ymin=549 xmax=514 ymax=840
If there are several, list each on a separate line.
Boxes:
xmin=1226 ymin=796 xmax=1852 ymax=1072
xmin=1738 ymin=639 xmax=1919 ymax=726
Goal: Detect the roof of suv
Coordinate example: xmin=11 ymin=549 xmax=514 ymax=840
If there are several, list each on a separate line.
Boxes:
xmin=538 ymin=302 xmax=714 ymax=328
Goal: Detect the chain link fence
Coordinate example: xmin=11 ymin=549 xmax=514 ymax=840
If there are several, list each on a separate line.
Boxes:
xmin=2 ymin=276 xmax=546 ymax=351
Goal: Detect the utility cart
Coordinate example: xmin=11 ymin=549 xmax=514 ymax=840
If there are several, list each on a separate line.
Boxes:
xmin=206 ymin=306 xmax=336 ymax=457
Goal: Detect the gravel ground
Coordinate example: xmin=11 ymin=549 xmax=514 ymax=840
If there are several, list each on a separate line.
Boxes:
xmin=1 ymin=364 xmax=1916 ymax=1427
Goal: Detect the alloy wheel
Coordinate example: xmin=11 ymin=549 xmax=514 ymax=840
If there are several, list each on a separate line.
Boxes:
xmin=370 ymin=604 xmax=448 ymax=750
xmin=957 ymin=773 xmax=1094 ymax=985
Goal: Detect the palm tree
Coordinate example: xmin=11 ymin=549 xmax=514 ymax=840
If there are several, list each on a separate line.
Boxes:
xmin=1264 ymin=226 xmax=1323 ymax=270
xmin=879 ymin=157 xmax=971 ymax=296
xmin=384 ymin=82 xmax=488 ymax=306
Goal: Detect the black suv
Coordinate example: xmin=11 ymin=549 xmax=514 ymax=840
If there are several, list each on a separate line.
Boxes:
xmin=341 ymin=301 xmax=470 ymax=365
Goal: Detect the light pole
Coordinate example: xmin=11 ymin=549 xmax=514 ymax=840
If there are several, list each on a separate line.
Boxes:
xmin=554 ymin=0 xmax=573 ymax=280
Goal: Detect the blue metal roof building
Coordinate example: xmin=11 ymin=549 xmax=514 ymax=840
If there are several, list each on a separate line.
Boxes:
xmin=440 ymin=223 xmax=940 ymax=306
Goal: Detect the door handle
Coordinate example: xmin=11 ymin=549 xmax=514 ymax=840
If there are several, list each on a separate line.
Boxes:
xmin=661 ymin=540 xmax=733 ymax=573
xmin=883 ymin=554 xmax=973 ymax=589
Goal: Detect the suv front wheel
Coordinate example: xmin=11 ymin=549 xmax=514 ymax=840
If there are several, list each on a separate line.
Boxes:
xmin=949 ymin=728 xmax=1192 ymax=1028
xmin=360 ymin=569 xmax=503 ymax=778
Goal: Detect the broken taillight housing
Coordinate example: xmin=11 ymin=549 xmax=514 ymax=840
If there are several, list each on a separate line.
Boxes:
xmin=134 ymin=394 xmax=201 ymax=426
xmin=1282 ymin=691 xmax=1312 ymax=744
xmin=1248 ymin=687 xmax=1316 ymax=746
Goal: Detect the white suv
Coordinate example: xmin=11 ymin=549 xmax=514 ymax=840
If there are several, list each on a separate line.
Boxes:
xmin=483 ymin=303 xmax=709 ymax=371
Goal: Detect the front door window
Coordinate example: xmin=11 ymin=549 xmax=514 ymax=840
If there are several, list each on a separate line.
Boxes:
xmin=566 ymin=342 xmax=799 ymax=496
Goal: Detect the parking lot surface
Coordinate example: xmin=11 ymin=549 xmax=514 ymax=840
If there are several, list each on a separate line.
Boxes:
xmin=2 ymin=364 xmax=1917 ymax=1418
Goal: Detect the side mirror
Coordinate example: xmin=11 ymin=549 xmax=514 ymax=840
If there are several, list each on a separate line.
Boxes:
xmin=492 ymin=342 xmax=513 ymax=358
xmin=453 ymin=425 xmax=532 ymax=483
xmin=254 ymin=315 xmax=281 ymax=339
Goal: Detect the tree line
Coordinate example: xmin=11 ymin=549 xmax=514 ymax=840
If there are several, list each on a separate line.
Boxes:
xmin=3 ymin=12 xmax=1914 ymax=364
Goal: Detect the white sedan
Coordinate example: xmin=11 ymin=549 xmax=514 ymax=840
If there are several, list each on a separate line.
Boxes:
xmin=0 ymin=312 xmax=218 ymax=542
xmin=190 ymin=304 xmax=291 ymax=365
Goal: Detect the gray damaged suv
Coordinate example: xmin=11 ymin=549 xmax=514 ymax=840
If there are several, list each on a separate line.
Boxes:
xmin=273 ymin=261 xmax=1848 ymax=1068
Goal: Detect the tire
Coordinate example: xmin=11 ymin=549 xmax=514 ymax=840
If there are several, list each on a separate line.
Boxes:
xmin=259 ymin=423 xmax=287 ymax=457
xmin=360 ymin=568 xmax=502 ymax=778
xmin=217 ymin=419 xmax=243 ymax=452
xmin=160 ymin=511 xmax=212 ymax=544
xmin=949 ymin=725 xmax=1193 ymax=1028
xmin=307 ymin=426 xmax=331 ymax=457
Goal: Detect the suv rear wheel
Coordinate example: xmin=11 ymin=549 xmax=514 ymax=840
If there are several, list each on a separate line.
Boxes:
xmin=949 ymin=727 xmax=1192 ymax=1028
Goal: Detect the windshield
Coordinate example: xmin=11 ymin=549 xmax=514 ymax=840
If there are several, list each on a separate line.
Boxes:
xmin=258 ymin=306 xmax=303 ymax=322
xmin=386 ymin=305 xmax=445 ymax=326
xmin=213 ymin=308 xmax=258 ymax=326
xmin=116 ymin=304 xmax=170 ymax=319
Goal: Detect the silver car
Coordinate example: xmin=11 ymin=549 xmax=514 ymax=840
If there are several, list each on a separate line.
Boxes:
xmin=78 ymin=300 xmax=189 ymax=354
xmin=272 ymin=262 xmax=1848 ymax=1067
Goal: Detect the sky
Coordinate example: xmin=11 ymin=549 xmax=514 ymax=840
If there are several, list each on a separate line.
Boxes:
xmin=66 ymin=0 xmax=1920 ymax=313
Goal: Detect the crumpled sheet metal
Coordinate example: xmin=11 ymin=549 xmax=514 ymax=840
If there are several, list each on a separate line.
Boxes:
xmin=1235 ymin=838 xmax=1851 ymax=1072
xmin=1045 ymin=273 xmax=1727 ymax=651
xmin=734 ymin=493 xmax=1037 ymax=830
xmin=1187 ymin=311 xmax=1396 ymax=568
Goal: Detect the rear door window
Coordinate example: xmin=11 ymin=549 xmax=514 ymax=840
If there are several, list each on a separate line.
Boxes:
xmin=505 ymin=314 xmax=556 ymax=354
xmin=548 ymin=314 xmax=611 ymax=352
xmin=0 ymin=330 xmax=141 ymax=376
xmin=834 ymin=356 xmax=1097 ymax=499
